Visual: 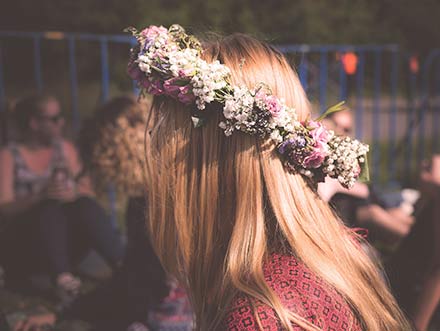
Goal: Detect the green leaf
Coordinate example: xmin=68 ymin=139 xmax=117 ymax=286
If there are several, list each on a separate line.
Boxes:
xmin=358 ymin=153 xmax=370 ymax=183
xmin=315 ymin=101 xmax=346 ymax=122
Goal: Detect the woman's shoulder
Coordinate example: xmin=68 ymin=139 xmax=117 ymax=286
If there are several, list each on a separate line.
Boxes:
xmin=223 ymin=294 xmax=283 ymax=331
xmin=223 ymin=253 xmax=362 ymax=331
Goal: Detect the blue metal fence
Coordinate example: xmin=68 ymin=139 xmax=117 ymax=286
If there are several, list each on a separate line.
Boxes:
xmin=1 ymin=31 xmax=440 ymax=187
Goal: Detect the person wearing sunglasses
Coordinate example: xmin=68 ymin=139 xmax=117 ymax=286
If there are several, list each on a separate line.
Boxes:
xmin=318 ymin=108 xmax=416 ymax=241
xmin=0 ymin=94 xmax=124 ymax=306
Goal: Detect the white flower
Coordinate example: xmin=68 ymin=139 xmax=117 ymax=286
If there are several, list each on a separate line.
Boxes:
xmin=270 ymin=130 xmax=283 ymax=143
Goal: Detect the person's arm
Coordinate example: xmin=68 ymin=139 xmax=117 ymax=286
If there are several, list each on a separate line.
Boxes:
xmin=0 ymin=148 xmax=44 ymax=217
xmin=63 ymin=140 xmax=95 ymax=197
xmin=356 ymin=204 xmax=412 ymax=238
xmin=318 ymin=177 xmax=369 ymax=202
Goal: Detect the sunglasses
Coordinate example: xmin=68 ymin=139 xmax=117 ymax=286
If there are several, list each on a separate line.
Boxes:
xmin=339 ymin=126 xmax=352 ymax=134
xmin=37 ymin=113 xmax=64 ymax=124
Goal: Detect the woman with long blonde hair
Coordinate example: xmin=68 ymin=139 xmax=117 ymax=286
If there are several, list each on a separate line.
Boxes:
xmin=128 ymin=25 xmax=412 ymax=330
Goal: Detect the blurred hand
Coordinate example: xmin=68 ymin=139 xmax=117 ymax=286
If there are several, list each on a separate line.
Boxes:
xmin=13 ymin=312 xmax=56 ymax=331
xmin=44 ymin=178 xmax=76 ymax=202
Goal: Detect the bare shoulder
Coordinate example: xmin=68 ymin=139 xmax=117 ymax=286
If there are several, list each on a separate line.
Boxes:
xmin=61 ymin=139 xmax=78 ymax=156
xmin=0 ymin=147 xmax=13 ymax=164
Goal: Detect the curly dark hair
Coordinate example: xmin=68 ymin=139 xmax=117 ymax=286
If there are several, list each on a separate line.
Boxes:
xmin=78 ymin=94 xmax=146 ymax=174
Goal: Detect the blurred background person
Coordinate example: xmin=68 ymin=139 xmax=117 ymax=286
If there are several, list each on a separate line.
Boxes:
xmin=70 ymin=95 xmax=193 ymax=331
xmin=388 ymin=155 xmax=440 ymax=331
xmin=318 ymin=107 xmax=417 ymax=242
xmin=0 ymin=94 xmax=124 ymax=306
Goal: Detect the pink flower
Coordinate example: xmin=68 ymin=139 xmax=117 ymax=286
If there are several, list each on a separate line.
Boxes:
xmin=140 ymin=25 xmax=167 ymax=39
xmin=256 ymin=91 xmax=283 ymax=117
xmin=163 ymin=77 xmax=195 ymax=104
xmin=177 ymin=85 xmax=195 ymax=104
xmin=308 ymin=121 xmax=330 ymax=145
xmin=303 ymin=148 xmax=327 ymax=168
xmin=265 ymin=95 xmax=283 ymax=117
xmin=127 ymin=62 xmax=144 ymax=81
xmin=144 ymin=78 xmax=164 ymax=95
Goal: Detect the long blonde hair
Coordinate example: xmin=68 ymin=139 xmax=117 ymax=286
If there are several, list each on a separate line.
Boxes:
xmin=144 ymin=33 xmax=411 ymax=330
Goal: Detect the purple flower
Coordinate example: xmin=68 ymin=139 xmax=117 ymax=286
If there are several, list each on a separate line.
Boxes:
xmin=278 ymin=139 xmax=294 ymax=154
xmin=163 ymin=77 xmax=195 ymax=104
xmin=144 ymin=78 xmax=165 ymax=95
xmin=127 ymin=62 xmax=144 ymax=81
xmin=177 ymin=85 xmax=195 ymax=104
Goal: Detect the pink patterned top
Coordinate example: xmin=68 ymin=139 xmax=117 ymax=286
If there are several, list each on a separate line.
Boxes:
xmin=223 ymin=254 xmax=362 ymax=331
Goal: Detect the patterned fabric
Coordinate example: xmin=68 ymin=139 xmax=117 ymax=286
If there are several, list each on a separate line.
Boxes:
xmin=9 ymin=140 xmax=67 ymax=199
xmin=224 ymin=254 xmax=362 ymax=331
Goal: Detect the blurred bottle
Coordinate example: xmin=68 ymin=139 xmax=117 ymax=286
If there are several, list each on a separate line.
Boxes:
xmin=52 ymin=165 xmax=75 ymax=192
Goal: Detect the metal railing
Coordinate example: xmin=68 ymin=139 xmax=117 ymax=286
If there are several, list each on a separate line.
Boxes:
xmin=1 ymin=31 xmax=439 ymax=186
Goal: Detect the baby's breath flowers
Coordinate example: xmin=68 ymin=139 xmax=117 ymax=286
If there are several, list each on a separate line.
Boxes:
xmin=127 ymin=24 xmax=369 ymax=188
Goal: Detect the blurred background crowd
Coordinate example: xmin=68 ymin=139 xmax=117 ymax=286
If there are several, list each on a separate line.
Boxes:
xmin=1 ymin=0 xmax=440 ymax=330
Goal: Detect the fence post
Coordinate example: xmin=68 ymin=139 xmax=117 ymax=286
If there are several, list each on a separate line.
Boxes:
xmin=0 ymin=42 xmax=5 ymax=114
xmin=298 ymin=52 xmax=309 ymax=92
xmin=339 ymin=50 xmax=348 ymax=101
xmin=33 ymin=35 xmax=43 ymax=92
xmin=355 ymin=51 xmax=365 ymax=141
xmin=99 ymin=37 xmax=118 ymax=230
xmin=68 ymin=36 xmax=80 ymax=133
xmin=100 ymin=38 xmax=110 ymax=101
xmin=319 ymin=49 xmax=328 ymax=114
xmin=130 ymin=37 xmax=140 ymax=95
xmin=389 ymin=48 xmax=399 ymax=180
xmin=435 ymin=65 xmax=440 ymax=153
xmin=404 ymin=59 xmax=417 ymax=179
xmin=419 ymin=50 xmax=440 ymax=163
xmin=372 ymin=50 xmax=382 ymax=181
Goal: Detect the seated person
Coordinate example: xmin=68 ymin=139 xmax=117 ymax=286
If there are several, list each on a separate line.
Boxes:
xmin=318 ymin=108 xmax=415 ymax=241
xmin=392 ymin=154 xmax=440 ymax=331
xmin=0 ymin=94 xmax=124 ymax=303
xmin=68 ymin=96 xmax=193 ymax=331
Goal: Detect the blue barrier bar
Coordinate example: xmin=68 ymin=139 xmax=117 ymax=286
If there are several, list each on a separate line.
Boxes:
xmin=419 ymin=50 xmax=440 ymax=162
xmin=372 ymin=50 xmax=382 ymax=180
xmin=277 ymin=44 xmax=398 ymax=53
xmin=435 ymin=65 xmax=440 ymax=153
xmin=319 ymin=51 xmax=328 ymax=113
xmin=405 ymin=69 xmax=417 ymax=178
xmin=33 ymin=36 xmax=43 ymax=91
xmin=2 ymin=29 xmax=440 ymax=185
xmin=355 ymin=52 xmax=365 ymax=140
xmin=100 ymin=38 xmax=110 ymax=101
xmin=298 ymin=53 xmax=309 ymax=92
xmin=0 ymin=31 xmax=133 ymax=44
xmin=99 ymin=37 xmax=118 ymax=228
xmin=0 ymin=43 xmax=5 ymax=113
xmin=389 ymin=50 xmax=399 ymax=178
xmin=68 ymin=37 xmax=80 ymax=133
xmin=130 ymin=38 xmax=140 ymax=95
xmin=339 ymin=56 xmax=347 ymax=101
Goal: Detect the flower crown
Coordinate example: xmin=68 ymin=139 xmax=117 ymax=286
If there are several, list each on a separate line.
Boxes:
xmin=126 ymin=24 xmax=369 ymax=188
